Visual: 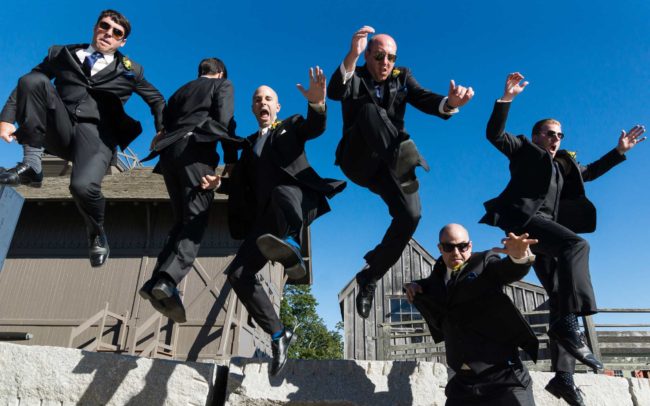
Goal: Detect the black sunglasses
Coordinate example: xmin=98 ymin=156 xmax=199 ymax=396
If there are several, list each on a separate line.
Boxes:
xmin=97 ymin=21 xmax=125 ymax=40
xmin=538 ymin=130 xmax=565 ymax=140
xmin=439 ymin=242 xmax=471 ymax=253
xmin=373 ymin=51 xmax=397 ymax=63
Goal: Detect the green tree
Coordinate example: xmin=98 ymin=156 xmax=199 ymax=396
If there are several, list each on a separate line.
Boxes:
xmin=280 ymin=284 xmax=343 ymax=359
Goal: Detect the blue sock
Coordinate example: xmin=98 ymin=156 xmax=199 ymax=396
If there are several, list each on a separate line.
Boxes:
xmin=556 ymin=371 xmax=574 ymax=386
xmin=272 ymin=328 xmax=284 ymax=341
xmin=284 ymin=236 xmax=300 ymax=250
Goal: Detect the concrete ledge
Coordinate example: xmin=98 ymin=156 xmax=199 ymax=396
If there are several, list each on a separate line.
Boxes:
xmin=225 ymin=358 xmax=448 ymax=405
xmin=0 ymin=342 xmax=217 ymax=405
xmin=1 ymin=343 xmax=648 ymax=405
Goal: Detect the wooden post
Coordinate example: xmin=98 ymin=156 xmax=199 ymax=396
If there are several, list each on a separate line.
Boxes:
xmin=582 ymin=315 xmax=602 ymax=367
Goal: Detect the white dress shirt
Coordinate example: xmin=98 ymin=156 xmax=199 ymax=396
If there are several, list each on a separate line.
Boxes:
xmin=76 ymin=46 xmax=115 ymax=76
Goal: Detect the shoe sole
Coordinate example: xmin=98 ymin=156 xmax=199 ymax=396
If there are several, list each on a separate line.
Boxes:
xmin=256 ymin=235 xmax=306 ymax=280
xmin=395 ymin=140 xmax=430 ymax=178
xmin=401 ymin=178 xmax=419 ymax=194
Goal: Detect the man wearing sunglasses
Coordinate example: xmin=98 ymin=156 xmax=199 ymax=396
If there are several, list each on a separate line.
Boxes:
xmin=404 ymin=224 xmax=538 ymax=406
xmin=480 ymin=72 xmax=646 ymax=405
xmin=328 ymin=26 xmax=474 ymax=320
xmin=0 ymin=9 xmax=164 ymax=267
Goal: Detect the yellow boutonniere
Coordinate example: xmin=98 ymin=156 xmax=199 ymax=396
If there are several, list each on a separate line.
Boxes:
xmin=391 ymin=68 xmax=401 ymax=78
xmin=567 ymin=151 xmax=577 ymax=160
xmin=270 ymin=119 xmax=282 ymax=130
xmin=122 ymin=56 xmax=133 ymax=71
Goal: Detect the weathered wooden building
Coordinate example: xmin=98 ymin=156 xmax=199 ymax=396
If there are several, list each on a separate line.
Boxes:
xmin=0 ymin=156 xmax=311 ymax=361
xmin=338 ymin=239 xmax=549 ymax=362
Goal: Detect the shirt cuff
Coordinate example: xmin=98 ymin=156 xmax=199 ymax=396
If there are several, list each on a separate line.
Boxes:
xmin=439 ymin=97 xmax=459 ymax=115
xmin=340 ymin=62 xmax=354 ymax=85
xmin=309 ymin=102 xmax=326 ymax=114
xmin=496 ymin=99 xmax=512 ymax=103
xmin=509 ymin=249 xmax=536 ymax=264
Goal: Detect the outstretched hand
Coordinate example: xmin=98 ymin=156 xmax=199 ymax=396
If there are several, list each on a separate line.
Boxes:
xmin=0 ymin=121 xmax=17 ymax=143
xmin=492 ymin=232 xmax=538 ymax=259
xmin=200 ymin=174 xmax=221 ymax=190
xmin=404 ymin=282 xmax=423 ymax=304
xmin=350 ymin=26 xmax=375 ymax=58
xmin=616 ymin=125 xmax=646 ymax=154
xmin=150 ymin=129 xmax=165 ymax=151
xmin=296 ymin=66 xmax=326 ymax=105
xmin=447 ymin=80 xmax=474 ymax=109
xmin=501 ymin=72 xmax=528 ymax=102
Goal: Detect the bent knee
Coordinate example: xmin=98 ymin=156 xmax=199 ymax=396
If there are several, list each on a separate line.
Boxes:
xmin=18 ymin=72 xmax=51 ymax=90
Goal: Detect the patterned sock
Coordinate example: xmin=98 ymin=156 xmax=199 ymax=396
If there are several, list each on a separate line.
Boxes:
xmin=22 ymin=145 xmax=43 ymax=173
xmin=559 ymin=313 xmax=580 ymax=331
xmin=272 ymin=328 xmax=285 ymax=341
xmin=556 ymin=371 xmax=575 ymax=386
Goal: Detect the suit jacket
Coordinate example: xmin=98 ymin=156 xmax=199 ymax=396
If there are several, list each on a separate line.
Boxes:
xmin=479 ymin=101 xmax=626 ymax=233
xmin=328 ymin=65 xmax=450 ymax=163
xmin=411 ymin=251 xmax=538 ymax=374
xmin=219 ymin=105 xmax=347 ymax=239
xmin=151 ymin=76 xmax=239 ymax=164
xmin=0 ymin=44 xmax=164 ymax=150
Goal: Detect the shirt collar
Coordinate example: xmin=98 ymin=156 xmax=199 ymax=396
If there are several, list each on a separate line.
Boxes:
xmin=84 ymin=45 xmax=115 ymax=64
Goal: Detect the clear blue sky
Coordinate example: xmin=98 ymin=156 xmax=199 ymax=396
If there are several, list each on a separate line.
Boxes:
xmin=1 ymin=0 xmax=648 ymax=331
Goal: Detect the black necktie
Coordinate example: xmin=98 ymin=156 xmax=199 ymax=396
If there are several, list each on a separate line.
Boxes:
xmin=82 ymin=51 xmax=103 ymax=76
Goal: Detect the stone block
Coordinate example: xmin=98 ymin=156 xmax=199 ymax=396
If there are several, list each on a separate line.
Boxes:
xmin=225 ymin=358 xmax=448 ymax=406
xmin=0 ymin=342 xmax=217 ymax=405
xmin=629 ymin=377 xmax=650 ymax=406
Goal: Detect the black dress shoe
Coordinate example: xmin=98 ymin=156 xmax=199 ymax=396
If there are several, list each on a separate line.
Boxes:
xmin=548 ymin=324 xmax=603 ymax=371
xmin=88 ymin=231 xmax=110 ymax=267
xmin=545 ymin=376 xmax=586 ymax=406
xmin=355 ymin=272 xmax=376 ymax=319
xmin=270 ymin=328 xmax=295 ymax=376
xmin=0 ymin=163 xmax=43 ymax=187
xmin=151 ymin=279 xmax=187 ymax=323
xmin=256 ymin=234 xmax=306 ymax=280
xmin=138 ymin=279 xmax=167 ymax=314
xmin=393 ymin=140 xmax=430 ymax=180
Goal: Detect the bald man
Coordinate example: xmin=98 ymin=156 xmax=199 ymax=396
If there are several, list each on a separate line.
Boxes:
xmin=328 ymin=26 xmax=475 ymax=319
xmin=405 ymin=224 xmax=538 ymax=406
xmin=202 ymin=67 xmax=345 ymax=376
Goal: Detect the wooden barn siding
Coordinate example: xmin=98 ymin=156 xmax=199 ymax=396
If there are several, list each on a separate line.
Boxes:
xmin=0 ymin=201 xmax=284 ymax=361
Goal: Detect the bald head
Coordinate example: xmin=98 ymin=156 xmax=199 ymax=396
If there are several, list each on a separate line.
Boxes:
xmin=437 ymin=223 xmax=473 ymax=269
xmin=252 ymin=85 xmax=281 ymax=127
xmin=365 ymin=33 xmax=398 ymax=82
xmin=438 ymin=223 xmax=469 ymax=242
xmin=367 ymin=34 xmax=397 ymax=53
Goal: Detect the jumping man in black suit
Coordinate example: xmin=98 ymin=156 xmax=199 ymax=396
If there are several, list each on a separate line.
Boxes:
xmin=405 ymin=224 xmax=538 ymax=406
xmin=480 ymin=72 xmax=646 ymax=405
xmin=328 ymin=26 xmax=475 ymax=319
xmin=0 ymin=10 xmax=165 ymax=267
xmin=202 ymin=67 xmax=345 ymax=376
xmin=138 ymin=58 xmax=238 ymax=323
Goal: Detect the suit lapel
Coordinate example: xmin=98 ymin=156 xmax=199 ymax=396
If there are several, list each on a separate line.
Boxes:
xmin=62 ymin=45 xmax=87 ymax=78
xmin=386 ymin=77 xmax=398 ymax=108
xmin=91 ymin=52 xmax=124 ymax=84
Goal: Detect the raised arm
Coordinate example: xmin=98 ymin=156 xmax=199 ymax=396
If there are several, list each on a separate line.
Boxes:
xmin=133 ymin=66 xmax=165 ymax=133
xmin=486 ymin=72 xmax=529 ymax=157
xmin=328 ymin=26 xmax=374 ymax=101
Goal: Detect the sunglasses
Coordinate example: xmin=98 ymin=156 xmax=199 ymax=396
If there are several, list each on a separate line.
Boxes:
xmin=439 ymin=242 xmax=471 ymax=253
xmin=538 ymin=130 xmax=565 ymax=140
xmin=97 ymin=21 xmax=125 ymax=40
xmin=373 ymin=51 xmax=397 ymax=63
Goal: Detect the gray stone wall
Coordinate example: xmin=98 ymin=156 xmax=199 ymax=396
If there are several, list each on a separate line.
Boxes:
xmin=1 ymin=342 xmax=649 ymax=405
